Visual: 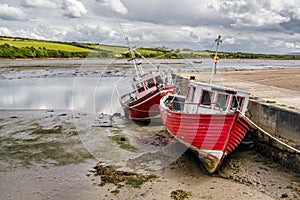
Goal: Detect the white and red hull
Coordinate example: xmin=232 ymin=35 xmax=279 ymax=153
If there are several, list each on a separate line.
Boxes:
xmin=160 ymin=98 xmax=251 ymax=173
xmin=122 ymin=86 xmax=176 ymax=121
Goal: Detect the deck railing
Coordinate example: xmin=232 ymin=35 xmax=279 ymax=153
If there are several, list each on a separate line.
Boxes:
xmin=164 ymin=96 xmax=235 ymax=114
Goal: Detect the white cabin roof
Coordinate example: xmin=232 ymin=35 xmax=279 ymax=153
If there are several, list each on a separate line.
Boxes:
xmin=188 ymin=81 xmax=250 ymax=97
xmin=184 ymin=80 xmax=250 ymax=115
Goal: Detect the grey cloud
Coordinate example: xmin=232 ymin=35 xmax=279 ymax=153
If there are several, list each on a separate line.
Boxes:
xmin=21 ymin=0 xmax=57 ymax=8
xmin=278 ymin=10 xmax=300 ymax=33
xmin=0 ymin=3 xmax=27 ymax=21
xmin=210 ymin=0 xmax=290 ymax=27
xmin=61 ymin=0 xmax=87 ymax=18
xmin=280 ymin=19 xmax=300 ymax=34
xmin=120 ymin=0 xmax=231 ymax=27
xmin=61 ymin=24 xmax=117 ymax=43
xmin=95 ymin=0 xmax=127 ymax=14
xmin=0 ymin=27 xmax=13 ymax=36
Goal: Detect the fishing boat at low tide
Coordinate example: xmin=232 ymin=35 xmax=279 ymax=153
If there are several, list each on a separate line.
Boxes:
xmin=118 ymin=37 xmax=176 ymax=124
xmin=159 ymin=36 xmax=252 ymax=173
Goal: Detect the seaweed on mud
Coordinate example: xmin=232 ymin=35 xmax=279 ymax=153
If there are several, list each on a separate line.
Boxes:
xmin=31 ymin=125 xmax=63 ymax=135
xmin=91 ymin=162 xmax=157 ymax=190
xmin=125 ymin=174 xmax=157 ymax=188
xmin=170 ymin=189 xmax=192 ymax=200
xmin=111 ymin=128 xmax=123 ymax=134
xmin=0 ymin=124 xmax=92 ymax=170
xmin=0 ymin=138 xmax=92 ymax=168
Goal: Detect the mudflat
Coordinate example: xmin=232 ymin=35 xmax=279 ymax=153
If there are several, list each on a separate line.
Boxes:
xmin=0 ymin=110 xmax=299 ymax=200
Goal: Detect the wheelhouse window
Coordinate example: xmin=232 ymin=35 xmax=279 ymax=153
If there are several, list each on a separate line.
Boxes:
xmin=230 ymin=96 xmax=244 ymax=110
xmin=187 ymin=86 xmax=196 ymax=102
xmin=215 ymin=93 xmax=229 ymax=110
xmin=200 ymin=90 xmax=213 ymax=106
xmin=136 ymin=84 xmax=145 ymax=93
xmin=155 ymin=76 xmax=163 ymax=85
xmin=144 ymin=78 xmax=155 ymax=88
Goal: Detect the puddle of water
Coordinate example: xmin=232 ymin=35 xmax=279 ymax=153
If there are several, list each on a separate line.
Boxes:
xmin=0 ymin=77 xmax=126 ymax=114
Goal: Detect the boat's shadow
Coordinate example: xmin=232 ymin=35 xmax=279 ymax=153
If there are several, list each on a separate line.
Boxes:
xmin=131 ymin=118 xmax=163 ymax=126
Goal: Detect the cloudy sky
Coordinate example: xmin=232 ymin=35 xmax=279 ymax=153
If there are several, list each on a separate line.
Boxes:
xmin=0 ymin=0 xmax=300 ymax=54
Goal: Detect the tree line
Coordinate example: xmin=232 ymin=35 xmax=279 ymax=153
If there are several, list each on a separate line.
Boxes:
xmin=121 ymin=47 xmax=184 ymax=59
xmin=211 ymin=51 xmax=300 ymax=60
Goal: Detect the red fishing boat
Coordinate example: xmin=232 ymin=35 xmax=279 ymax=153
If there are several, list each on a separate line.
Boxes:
xmin=118 ymin=37 xmax=176 ymax=123
xmin=120 ymin=70 xmax=176 ymax=122
xmin=159 ymin=36 xmax=252 ymax=173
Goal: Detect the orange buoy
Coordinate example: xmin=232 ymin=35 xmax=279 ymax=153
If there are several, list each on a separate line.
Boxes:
xmin=215 ymin=56 xmax=220 ymax=62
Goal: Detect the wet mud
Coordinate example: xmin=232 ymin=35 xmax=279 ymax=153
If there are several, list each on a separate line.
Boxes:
xmin=0 ymin=110 xmax=299 ymax=199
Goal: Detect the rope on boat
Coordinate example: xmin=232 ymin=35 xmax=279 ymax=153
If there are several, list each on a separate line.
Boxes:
xmin=239 ymin=111 xmax=300 ymax=154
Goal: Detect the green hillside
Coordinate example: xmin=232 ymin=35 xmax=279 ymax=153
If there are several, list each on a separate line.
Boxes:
xmin=0 ymin=37 xmax=93 ymax=52
xmin=0 ymin=36 xmax=299 ymax=60
xmin=88 ymin=44 xmax=128 ymax=54
xmin=0 ymin=36 xmax=183 ymax=59
xmin=0 ymin=36 xmax=117 ymax=58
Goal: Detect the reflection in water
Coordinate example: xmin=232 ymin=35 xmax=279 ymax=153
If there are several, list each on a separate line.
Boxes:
xmin=0 ymin=77 xmax=125 ymax=114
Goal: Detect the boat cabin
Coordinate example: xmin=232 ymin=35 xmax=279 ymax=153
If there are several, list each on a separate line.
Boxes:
xmin=130 ymin=70 xmax=163 ymax=99
xmin=183 ymin=81 xmax=250 ymax=115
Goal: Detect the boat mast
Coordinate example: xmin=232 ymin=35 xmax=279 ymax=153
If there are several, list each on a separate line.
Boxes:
xmin=209 ymin=35 xmax=222 ymax=84
xmin=125 ymin=37 xmax=143 ymax=84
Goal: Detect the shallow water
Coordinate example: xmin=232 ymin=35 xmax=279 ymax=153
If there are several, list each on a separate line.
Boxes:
xmin=0 ymin=77 xmax=126 ymax=114
xmin=1 ymin=58 xmax=299 ymax=69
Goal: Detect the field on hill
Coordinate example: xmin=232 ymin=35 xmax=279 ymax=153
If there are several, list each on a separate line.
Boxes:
xmin=0 ymin=36 xmax=117 ymax=58
xmin=0 ymin=37 xmax=94 ymax=52
xmin=0 ymin=36 xmax=171 ymax=59
xmin=0 ymin=36 xmax=299 ymax=60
